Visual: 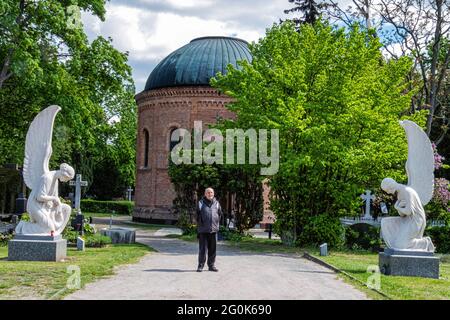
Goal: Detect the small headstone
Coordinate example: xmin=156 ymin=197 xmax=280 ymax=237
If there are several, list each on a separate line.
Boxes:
xmin=320 ymin=243 xmax=328 ymax=256
xmin=380 ymin=202 xmax=388 ymax=214
xmin=76 ymin=237 xmax=85 ymax=251
xmin=11 ymin=215 xmax=18 ymax=224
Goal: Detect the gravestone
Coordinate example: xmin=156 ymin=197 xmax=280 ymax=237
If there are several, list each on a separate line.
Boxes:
xmin=101 ymin=227 xmax=135 ymax=244
xmin=126 ymin=186 xmax=133 ymax=201
xmin=380 ymin=202 xmax=388 ymax=214
xmin=69 ymin=174 xmax=88 ymax=214
xmin=69 ymin=174 xmax=88 ymax=234
xmin=320 ymin=243 xmax=328 ymax=256
xmin=76 ymin=237 xmax=85 ymax=251
xmin=360 ymin=190 xmax=375 ymax=220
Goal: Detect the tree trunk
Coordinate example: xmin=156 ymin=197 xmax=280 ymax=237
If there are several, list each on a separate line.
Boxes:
xmin=426 ymin=0 xmax=443 ymax=136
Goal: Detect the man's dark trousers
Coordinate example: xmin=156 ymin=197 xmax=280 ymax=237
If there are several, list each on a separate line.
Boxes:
xmin=198 ymin=232 xmax=217 ymax=268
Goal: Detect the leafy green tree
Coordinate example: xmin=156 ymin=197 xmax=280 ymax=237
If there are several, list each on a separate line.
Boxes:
xmin=212 ymin=20 xmax=427 ymax=239
xmin=168 ymin=139 xmax=264 ymax=233
xmin=0 ymin=0 xmax=136 ymax=199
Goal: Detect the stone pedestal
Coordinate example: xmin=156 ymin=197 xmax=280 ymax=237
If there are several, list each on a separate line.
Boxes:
xmin=8 ymin=235 xmax=67 ymax=262
xmin=101 ymin=227 xmax=135 ymax=244
xmin=379 ymin=249 xmax=440 ymax=279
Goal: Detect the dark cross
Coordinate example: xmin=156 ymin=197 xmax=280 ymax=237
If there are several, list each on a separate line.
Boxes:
xmin=69 ymin=174 xmax=88 ymax=215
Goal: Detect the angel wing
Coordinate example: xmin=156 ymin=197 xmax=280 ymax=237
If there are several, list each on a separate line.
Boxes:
xmin=400 ymin=120 xmax=434 ymax=205
xmin=23 ymin=105 xmax=61 ymax=190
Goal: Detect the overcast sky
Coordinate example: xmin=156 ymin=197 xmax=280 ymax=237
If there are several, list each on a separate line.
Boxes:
xmin=81 ymin=0 xmax=297 ymax=93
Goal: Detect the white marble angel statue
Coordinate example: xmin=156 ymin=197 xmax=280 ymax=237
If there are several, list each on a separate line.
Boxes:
xmin=380 ymin=120 xmax=435 ymax=252
xmin=15 ymin=105 xmax=75 ymax=236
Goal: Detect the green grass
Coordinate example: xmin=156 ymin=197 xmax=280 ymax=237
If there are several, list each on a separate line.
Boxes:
xmin=83 ymin=212 xmax=125 ymax=218
xmin=121 ymin=221 xmax=178 ymax=231
xmin=225 ymin=237 xmax=304 ymax=254
xmin=0 ymin=243 xmax=153 ymax=300
xmin=309 ymin=250 xmax=450 ymax=300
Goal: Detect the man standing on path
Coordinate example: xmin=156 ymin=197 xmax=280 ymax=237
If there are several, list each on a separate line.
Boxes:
xmin=197 ymin=187 xmax=222 ymax=272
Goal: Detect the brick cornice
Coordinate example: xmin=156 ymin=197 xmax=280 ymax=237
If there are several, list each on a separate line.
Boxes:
xmin=135 ymin=86 xmax=229 ymax=104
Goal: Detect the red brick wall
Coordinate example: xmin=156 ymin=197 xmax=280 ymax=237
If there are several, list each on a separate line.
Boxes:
xmin=134 ymin=86 xmax=234 ymax=221
xmin=134 ymin=86 xmax=274 ymax=226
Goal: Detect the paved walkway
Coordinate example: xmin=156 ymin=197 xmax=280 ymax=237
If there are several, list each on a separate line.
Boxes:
xmin=65 ymin=225 xmax=368 ymax=300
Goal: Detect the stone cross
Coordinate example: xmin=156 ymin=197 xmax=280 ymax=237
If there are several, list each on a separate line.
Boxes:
xmin=360 ymin=190 xmax=375 ymax=219
xmin=69 ymin=174 xmax=88 ymax=215
xmin=126 ymin=186 xmax=133 ymax=201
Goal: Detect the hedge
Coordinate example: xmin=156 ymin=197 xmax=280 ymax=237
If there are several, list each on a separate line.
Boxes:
xmin=425 ymin=225 xmax=450 ymax=254
xmin=80 ymin=200 xmax=134 ymax=215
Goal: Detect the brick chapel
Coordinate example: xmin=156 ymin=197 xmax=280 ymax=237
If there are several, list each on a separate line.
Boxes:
xmin=133 ymin=36 xmax=273 ymax=226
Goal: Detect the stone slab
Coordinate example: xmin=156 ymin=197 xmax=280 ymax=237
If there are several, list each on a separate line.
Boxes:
xmin=379 ymin=252 xmax=440 ymax=279
xmin=384 ymin=248 xmax=434 ymax=256
xmin=8 ymin=238 xmax=67 ymax=262
xmin=101 ymin=228 xmax=135 ymax=244
xmin=14 ymin=234 xmax=62 ymax=241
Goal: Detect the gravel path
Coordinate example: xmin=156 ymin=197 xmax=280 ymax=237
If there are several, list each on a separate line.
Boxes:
xmin=65 ymin=227 xmax=368 ymax=300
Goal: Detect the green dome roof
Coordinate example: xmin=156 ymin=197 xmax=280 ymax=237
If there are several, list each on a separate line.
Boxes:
xmin=144 ymin=36 xmax=252 ymax=91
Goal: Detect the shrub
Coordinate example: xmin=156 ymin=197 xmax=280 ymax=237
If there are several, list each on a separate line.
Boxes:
xmin=62 ymin=226 xmax=111 ymax=248
xmin=296 ymin=214 xmax=345 ymax=248
xmin=425 ymin=225 xmax=450 ymax=253
xmin=344 ymin=223 xmax=382 ymax=252
xmin=20 ymin=213 xmax=30 ymax=222
xmin=84 ymin=234 xmax=112 ymax=247
xmin=80 ymin=200 xmax=133 ymax=215
xmin=219 ymin=225 xmax=253 ymax=241
xmin=176 ymin=209 xmax=197 ymax=236
xmin=0 ymin=233 xmax=14 ymax=246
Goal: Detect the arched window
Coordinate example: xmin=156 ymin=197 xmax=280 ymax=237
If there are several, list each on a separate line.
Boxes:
xmin=169 ymin=127 xmax=180 ymax=152
xmin=143 ymin=129 xmax=149 ymax=168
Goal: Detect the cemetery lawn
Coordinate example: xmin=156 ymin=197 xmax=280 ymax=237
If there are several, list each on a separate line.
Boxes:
xmin=0 ymin=243 xmax=153 ymax=300
xmin=83 ymin=212 xmax=124 ymax=218
xmin=310 ymin=251 xmax=450 ymax=300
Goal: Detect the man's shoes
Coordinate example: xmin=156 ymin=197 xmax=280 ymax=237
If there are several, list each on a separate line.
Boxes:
xmin=197 ymin=265 xmax=203 ymax=272
xmin=208 ymin=266 xmax=219 ymax=272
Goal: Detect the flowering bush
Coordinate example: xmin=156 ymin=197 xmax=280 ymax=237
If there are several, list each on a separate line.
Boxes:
xmin=434 ymin=178 xmax=450 ymax=210
xmin=427 ymin=144 xmax=450 ymax=222
xmin=432 ymin=143 xmax=446 ymax=170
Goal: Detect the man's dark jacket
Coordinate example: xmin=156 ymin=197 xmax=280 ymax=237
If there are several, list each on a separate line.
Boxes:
xmin=197 ymin=197 xmax=222 ymax=233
